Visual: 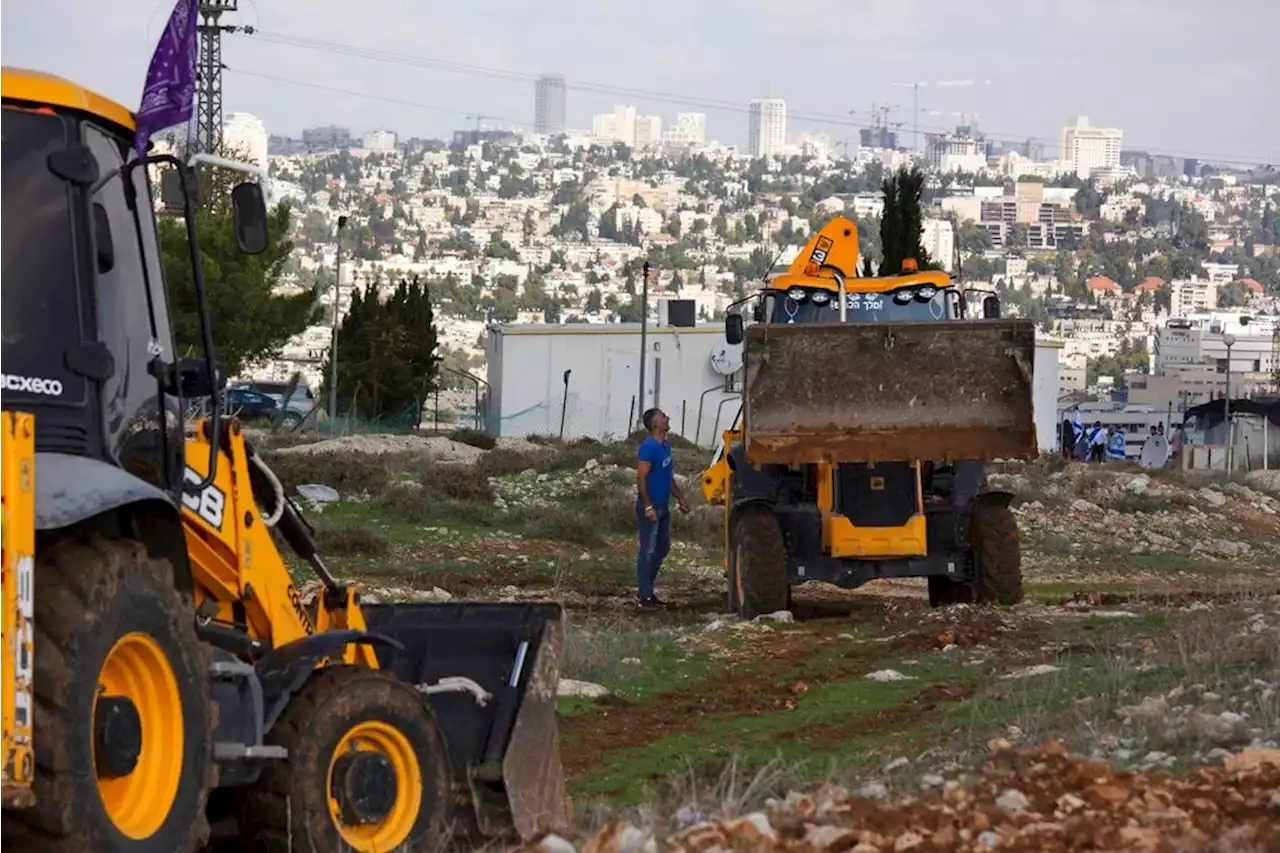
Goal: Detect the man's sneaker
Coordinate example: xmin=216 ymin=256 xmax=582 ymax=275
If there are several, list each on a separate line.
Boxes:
xmin=649 ymin=593 xmax=667 ymax=607
xmin=636 ymin=596 xmax=662 ymax=610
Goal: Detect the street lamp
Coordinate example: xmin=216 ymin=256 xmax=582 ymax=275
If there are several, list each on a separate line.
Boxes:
xmin=331 ymin=214 xmax=349 ymax=435
xmin=1223 ymin=333 xmax=1236 ymax=471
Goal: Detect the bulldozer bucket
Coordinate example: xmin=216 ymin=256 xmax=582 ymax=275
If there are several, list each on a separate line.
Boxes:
xmin=742 ymin=319 xmax=1037 ymax=464
xmin=360 ymin=601 xmax=570 ymax=845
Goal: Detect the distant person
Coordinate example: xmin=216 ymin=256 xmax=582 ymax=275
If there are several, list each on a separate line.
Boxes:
xmin=1089 ymin=421 xmax=1108 ymax=463
xmin=635 ymin=407 xmax=690 ymax=610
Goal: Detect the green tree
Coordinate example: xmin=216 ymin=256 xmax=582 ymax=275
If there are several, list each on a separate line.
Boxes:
xmin=158 ymin=145 xmax=320 ymax=376
xmin=878 ymin=165 xmax=934 ymax=274
xmin=318 ymin=276 xmax=440 ymax=422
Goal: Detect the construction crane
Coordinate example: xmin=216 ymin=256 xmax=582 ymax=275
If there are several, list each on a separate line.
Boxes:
xmin=891 ymin=80 xmax=989 ymax=155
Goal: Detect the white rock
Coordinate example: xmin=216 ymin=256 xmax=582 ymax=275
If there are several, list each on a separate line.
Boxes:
xmin=1000 ymin=664 xmax=1060 ymax=679
xmin=893 ymin=831 xmax=924 ymax=851
xmin=859 ymin=779 xmax=889 ymax=799
xmin=996 ymin=788 xmax=1029 ymax=812
xmin=978 ymin=830 xmax=1001 ymax=847
xmin=884 ymin=757 xmax=910 ymax=773
xmin=754 ymin=610 xmax=794 ymax=624
xmin=296 ymin=483 xmax=341 ymax=502
xmin=539 ymin=834 xmax=577 ymax=853
xmin=866 ymin=669 xmax=916 ymax=682
xmin=920 ymin=773 xmax=945 ymax=789
xmin=557 ymin=679 xmax=608 ymax=698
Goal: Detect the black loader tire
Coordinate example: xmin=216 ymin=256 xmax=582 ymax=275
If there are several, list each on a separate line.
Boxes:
xmin=970 ymin=502 xmax=1023 ymax=606
xmin=728 ymin=505 xmax=790 ymax=620
xmin=1 ymin=532 xmax=213 ymax=853
xmin=237 ymin=665 xmax=453 ymax=852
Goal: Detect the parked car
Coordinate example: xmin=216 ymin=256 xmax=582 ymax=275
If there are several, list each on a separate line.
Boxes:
xmin=221 ymin=388 xmax=280 ymax=423
xmin=230 ymin=379 xmax=319 ymax=426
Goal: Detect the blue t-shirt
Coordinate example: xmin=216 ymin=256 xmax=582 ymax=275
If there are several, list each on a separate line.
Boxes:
xmin=638 ymin=436 xmax=673 ymax=508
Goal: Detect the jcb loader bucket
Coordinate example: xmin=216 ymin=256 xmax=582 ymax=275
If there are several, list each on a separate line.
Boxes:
xmin=742 ymin=319 xmax=1037 ymax=465
xmin=360 ymin=601 xmax=570 ymax=845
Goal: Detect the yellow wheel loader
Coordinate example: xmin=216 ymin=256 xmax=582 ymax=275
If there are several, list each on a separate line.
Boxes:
xmin=701 ymin=217 xmax=1037 ymax=619
xmin=1 ymin=67 xmax=568 ymax=852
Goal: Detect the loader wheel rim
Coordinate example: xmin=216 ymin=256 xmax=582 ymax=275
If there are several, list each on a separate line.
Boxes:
xmin=327 ymin=720 xmax=422 ymax=851
xmin=94 ymin=632 xmax=184 ymax=840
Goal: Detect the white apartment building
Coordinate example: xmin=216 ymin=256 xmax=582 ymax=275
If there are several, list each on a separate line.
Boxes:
xmin=591 ymin=105 xmax=653 ymax=147
xmin=920 ymin=218 xmax=955 ymax=272
xmin=1171 ymin=278 xmax=1219 ymax=315
xmin=851 ymin=192 xmax=885 ymax=219
xmin=634 ymin=115 xmax=663 ymax=147
xmin=665 ymin=112 xmax=706 ymax=145
xmin=362 ymin=129 xmax=397 ymax=151
xmin=1061 ymin=116 xmax=1122 ymax=179
xmin=1201 ymin=262 xmax=1239 ymax=285
xmin=222 ymin=112 xmax=268 ymax=176
xmin=748 ymin=98 xmax=787 ymax=159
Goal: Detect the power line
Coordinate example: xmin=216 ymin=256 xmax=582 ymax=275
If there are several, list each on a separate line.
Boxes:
xmin=231 ymin=29 xmax=1275 ymax=167
xmin=226 ymin=68 xmax=535 ymax=129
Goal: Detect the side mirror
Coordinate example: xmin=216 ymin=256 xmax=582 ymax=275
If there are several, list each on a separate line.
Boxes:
xmin=725 ymin=313 xmax=745 ymax=346
xmin=160 ymin=169 xmax=184 ymax=209
xmin=175 ymin=357 xmax=227 ymax=398
xmin=982 ymin=295 xmax=1002 ymax=319
xmin=231 ymin=182 xmax=269 ymax=254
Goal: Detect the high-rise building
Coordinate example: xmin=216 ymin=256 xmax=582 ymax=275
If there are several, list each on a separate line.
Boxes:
xmin=1061 ymin=116 xmax=1122 ymax=179
xmin=362 ymin=129 xmax=398 ymax=151
xmin=634 ymin=115 xmax=663 ymax=147
xmin=223 ymin=112 xmax=268 ymax=175
xmin=748 ymin=98 xmax=786 ymax=158
xmin=535 ymin=74 xmax=567 ymax=135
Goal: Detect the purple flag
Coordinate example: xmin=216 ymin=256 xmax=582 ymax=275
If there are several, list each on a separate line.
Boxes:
xmin=134 ymin=0 xmax=199 ymax=157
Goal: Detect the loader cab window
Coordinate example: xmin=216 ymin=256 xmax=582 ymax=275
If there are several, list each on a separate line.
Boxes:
xmin=766 ymin=286 xmax=954 ymax=324
xmin=1 ymin=106 xmax=86 ymax=405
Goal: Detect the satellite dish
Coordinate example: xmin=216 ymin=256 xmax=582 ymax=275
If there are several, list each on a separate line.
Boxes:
xmin=1139 ymin=435 xmax=1168 ymax=469
xmin=709 ymin=340 xmax=744 ymax=376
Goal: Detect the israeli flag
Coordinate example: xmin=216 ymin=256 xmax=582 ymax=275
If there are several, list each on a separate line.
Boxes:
xmin=1108 ymin=428 xmax=1127 ymax=460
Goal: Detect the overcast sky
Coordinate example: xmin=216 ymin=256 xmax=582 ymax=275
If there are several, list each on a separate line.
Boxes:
xmin=4 ymin=0 xmax=1277 ymax=165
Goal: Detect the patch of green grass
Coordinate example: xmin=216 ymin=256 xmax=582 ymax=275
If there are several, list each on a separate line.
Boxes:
xmin=571 ymin=654 xmax=972 ymax=802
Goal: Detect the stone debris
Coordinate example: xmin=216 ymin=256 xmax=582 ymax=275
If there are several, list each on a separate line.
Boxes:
xmin=865 ymin=670 xmax=916 ymax=682
xmin=530 ymin=741 xmax=1280 ymax=852
xmin=557 ymin=678 xmax=609 ymax=699
xmin=272 ymin=432 xmax=486 ymax=462
xmin=988 ymin=462 xmax=1280 ymax=563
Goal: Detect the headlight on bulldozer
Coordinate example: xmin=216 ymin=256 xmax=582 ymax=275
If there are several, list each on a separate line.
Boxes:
xmin=893 ymin=288 xmax=916 ymax=304
xmin=809 ymin=290 xmax=831 ymax=305
xmin=787 ymin=287 xmax=808 ymax=302
xmin=914 ymin=285 xmax=938 ymax=301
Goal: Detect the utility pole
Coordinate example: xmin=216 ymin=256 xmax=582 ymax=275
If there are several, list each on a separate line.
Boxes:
xmin=637 ymin=261 xmax=652 ymax=430
xmin=330 ymin=215 xmax=348 ymax=435
xmin=195 ymin=0 xmax=252 ymax=152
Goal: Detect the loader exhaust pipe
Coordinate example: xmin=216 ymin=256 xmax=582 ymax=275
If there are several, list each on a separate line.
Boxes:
xmin=834 ymin=268 xmax=847 ymax=322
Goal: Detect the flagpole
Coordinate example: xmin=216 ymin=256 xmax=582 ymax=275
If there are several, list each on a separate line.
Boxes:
xmin=637 ymin=261 xmax=650 ymax=431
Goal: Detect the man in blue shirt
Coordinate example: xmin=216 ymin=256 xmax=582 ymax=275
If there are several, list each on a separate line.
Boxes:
xmin=635 ymin=407 xmax=689 ymax=609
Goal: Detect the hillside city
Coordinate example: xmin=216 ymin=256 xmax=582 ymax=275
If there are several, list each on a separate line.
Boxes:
xmin=197 ymin=77 xmax=1280 ymax=438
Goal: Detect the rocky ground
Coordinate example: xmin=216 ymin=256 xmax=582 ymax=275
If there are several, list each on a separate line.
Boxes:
xmin=251 ymin=428 xmax=1280 ymax=851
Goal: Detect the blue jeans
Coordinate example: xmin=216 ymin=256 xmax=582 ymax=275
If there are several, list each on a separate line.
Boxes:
xmin=636 ymin=501 xmax=671 ymax=600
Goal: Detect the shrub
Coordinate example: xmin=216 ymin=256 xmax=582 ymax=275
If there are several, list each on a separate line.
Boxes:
xmin=261 ymin=450 xmax=406 ymax=499
xmin=478 ymin=447 xmax=544 ymax=477
xmin=418 ymin=463 xmax=494 ymax=503
xmin=448 ymin=427 xmax=497 ymax=451
xmin=312 ymin=524 xmax=392 ymax=557
xmin=520 ymin=505 xmax=605 ymax=547
xmin=375 ymin=483 xmax=499 ymax=528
